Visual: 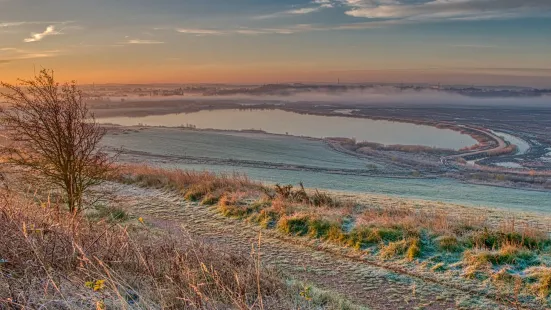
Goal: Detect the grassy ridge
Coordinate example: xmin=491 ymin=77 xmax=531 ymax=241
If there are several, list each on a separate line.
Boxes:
xmin=119 ymin=165 xmax=551 ymax=308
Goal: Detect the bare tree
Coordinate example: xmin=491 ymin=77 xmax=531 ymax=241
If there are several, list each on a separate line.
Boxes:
xmin=0 ymin=70 xmax=114 ymax=213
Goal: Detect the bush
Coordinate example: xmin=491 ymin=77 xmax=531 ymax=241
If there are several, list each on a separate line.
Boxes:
xmin=380 ymin=240 xmax=409 ymax=260
xmin=218 ymin=196 xmax=260 ymax=218
xmin=277 ymin=215 xmax=310 ymax=236
xmin=201 ymin=194 xmax=219 ymax=205
xmin=249 ymin=209 xmax=279 ymax=229
xmin=310 ymin=190 xmax=339 ymax=208
xmin=307 ymin=219 xmax=333 ymax=238
xmin=326 ymin=225 xmax=345 ymax=239
xmin=184 ymin=186 xmax=207 ymax=201
xmin=470 ymin=229 xmax=546 ymax=250
xmin=406 ymin=239 xmax=421 ymax=261
xmin=436 ymin=235 xmax=462 ymax=252
xmin=463 ymin=245 xmax=536 ymax=279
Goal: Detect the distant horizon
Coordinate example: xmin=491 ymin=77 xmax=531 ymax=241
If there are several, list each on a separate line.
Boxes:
xmin=2 ymin=1 xmax=551 ymax=87
xmin=4 ymin=69 xmax=551 ymax=89
xmin=78 ymin=80 xmax=548 ymax=89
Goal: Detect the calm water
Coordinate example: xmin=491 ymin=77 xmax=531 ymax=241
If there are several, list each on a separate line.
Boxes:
xmin=491 ymin=130 xmax=531 ymax=155
xmin=99 ymin=109 xmax=476 ymax=149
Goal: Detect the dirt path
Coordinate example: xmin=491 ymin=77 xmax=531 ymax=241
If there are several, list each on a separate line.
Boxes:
xmin=106 ymin=182 xmax=516 ymax=310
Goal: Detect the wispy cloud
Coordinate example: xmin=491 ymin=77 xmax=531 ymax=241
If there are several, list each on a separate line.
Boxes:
xmin=0 ymin=47 xmax=61 ymax=63
xmin=451 ymin=44 xmax=499 ymax=49
xmin=24 ymin=25 xmax=59 ymax=43
xmin=1 ymin=20 xmax=74 ymax=28
xmin=175 ymin=27 xmax=302 ymax=36
xmin=176 ymin=28 xmax=224 ymax=35
xmin=172 ymin=21 xmax=400 ymax=37
xmin=254 ymin=0 xmax=337 ymax=19
xmin=340 ymin=0 xmax=551 ymax=22
xmin=165 ymin=0 xmax=550 ymax=37
xmin=1 ymin=22 xmax=27 ymax=28
xmin=123 ymin=39 xmax=164 ymax=44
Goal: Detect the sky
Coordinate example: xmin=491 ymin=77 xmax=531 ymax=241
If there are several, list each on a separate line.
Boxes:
xmin=1 ymin=0 xmax=551 ymax=86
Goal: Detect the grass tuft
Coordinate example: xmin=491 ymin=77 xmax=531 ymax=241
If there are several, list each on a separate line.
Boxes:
xmin=526 ymin=267 xmax=551 ymax=299
xmin=436 ymin=235 xmax=462 ymax=252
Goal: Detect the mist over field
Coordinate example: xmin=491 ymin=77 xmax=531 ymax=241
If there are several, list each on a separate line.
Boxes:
xmin=112 ymin=87 xmax=551 ymax=107
xmin=255 ymin=89 xmax=551 ymax=107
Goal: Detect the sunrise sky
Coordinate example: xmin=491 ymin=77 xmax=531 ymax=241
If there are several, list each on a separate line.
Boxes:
xmin=1 ymin=0 xmax=551 ymax=86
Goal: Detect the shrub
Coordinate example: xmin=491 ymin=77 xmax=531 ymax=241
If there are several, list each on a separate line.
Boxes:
xmin=272 ymin=184 xmax=340 ymax=207
xmin=201 ymin=194 xmax=219 ymax=205
xmin=406 ymin=239 xmax=421 ymax=261
xmin=249 ymin=209 xmax=279 ymax=229
xmin=463 ymin=245 xmax=536 ymax=279
xmin=277 ymin=215 xmax=310 ymax=236
xmin=436 ymin=235 xmax=462 ymax=252
xmin=470 ymin=229 xmax=546 ymax=250
xmin=376 ymin=228 xmax=405 ymax=242
xmin=327 ymin=225 xmax=347 ymax=243
xmin=219 ymin=198 xmax=259 ymax=218
xmin=0 ymin=70 xmax=115 ymax=213
xmin=463 ymin=250 xmax=493 ymax=278
xmin=184 ymin=187 xmax=206 ymax=201
xmin=380 ymin=240 xmax=409 ymax=260
xmin=307 ymin=219 xmax=333 ymax=239
xmin=274 ymin=184 xmax=295 ymax=200
xmin=310 ymin=190 xmax=339 ymax=208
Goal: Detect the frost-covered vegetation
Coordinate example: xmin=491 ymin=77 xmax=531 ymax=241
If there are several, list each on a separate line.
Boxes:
xmin=121 ymin=165 xmax=551 ymax=308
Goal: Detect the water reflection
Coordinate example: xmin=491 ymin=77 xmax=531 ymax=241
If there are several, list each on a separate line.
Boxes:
xmin=99 ymin=109 xmax=477 ymax=149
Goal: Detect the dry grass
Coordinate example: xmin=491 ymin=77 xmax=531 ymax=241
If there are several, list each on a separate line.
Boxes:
xmin=118 ymin=166 xmax=551 ymax=305
xmin=0 ymin=188 xmax=341 ymax=309
xmin=526 ymin=267 xmax=551 ymax=299
xmin=117 ymin=164 xmax=262 ymax=203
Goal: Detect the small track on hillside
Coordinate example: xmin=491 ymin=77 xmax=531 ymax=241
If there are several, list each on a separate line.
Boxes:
xmin=106 ymin=182 xmax=523 ymax=310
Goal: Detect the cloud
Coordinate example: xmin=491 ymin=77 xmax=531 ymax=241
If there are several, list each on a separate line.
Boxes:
xmin=340 ymin=0 xmax=551 ymax=22
xmin=254 ymin=0 xmax=337 ymax=19
xmin=176 ymin=28 xmax=224 ymax=35
xmin=175 ymin=26 xmax=308 ymax=36
xmin=450 ymin=44 xmax=499 ymax=49
xmin=0 ymin=22 xmax=27 ymax=28
xmin=24 ymin=25 xmax=59 ymax=43
xmin=124 ymin=39 xmax=164 ymax=44
xmin=171 ymin=0 xmax=551 ymax=36
xmin=313 ymin=0 xmax=336 ymax=8
xmin=172 ymin=21 xmax=406 ymax=37
xmin=0 ymin=47 xmax=61 ymax=62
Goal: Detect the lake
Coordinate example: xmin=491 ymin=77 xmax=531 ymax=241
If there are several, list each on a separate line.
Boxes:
xmin=99 ymin=109 xmax=477 ymax=149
